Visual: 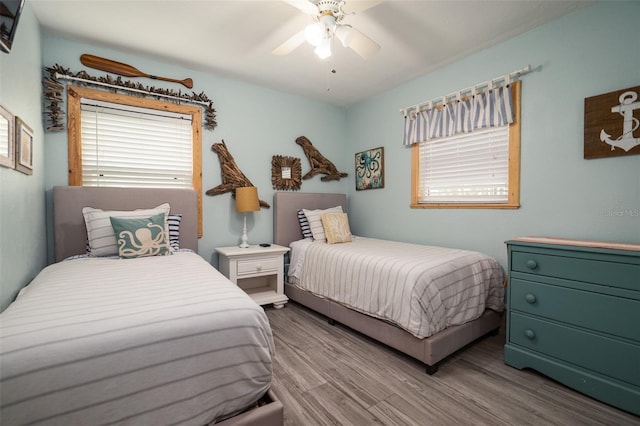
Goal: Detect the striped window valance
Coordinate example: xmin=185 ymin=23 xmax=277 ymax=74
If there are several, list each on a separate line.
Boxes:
xmin=403 ymin=84 xmax=514 ymax=146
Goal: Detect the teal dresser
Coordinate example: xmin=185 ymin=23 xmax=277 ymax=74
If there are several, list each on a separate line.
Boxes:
xmin=505 ymin=237 xmax=640 ymax=415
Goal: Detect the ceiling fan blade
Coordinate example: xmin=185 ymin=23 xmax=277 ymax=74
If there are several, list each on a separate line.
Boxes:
xmin=272 ymin=30 xmax=307 ymax=55
xmin=342 ymin=0 xmax=382 ymax=14
xmin=282 ymin=0 xmax=318 ymax=15
xmin=335 ymin=25 xmax=380 ymax=59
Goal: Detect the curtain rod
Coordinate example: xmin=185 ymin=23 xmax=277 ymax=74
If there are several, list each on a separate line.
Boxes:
xmin=54 ymin=72 xmax=211 ymax=107
xmin=399 ymin=65 xmax=532 ymax=116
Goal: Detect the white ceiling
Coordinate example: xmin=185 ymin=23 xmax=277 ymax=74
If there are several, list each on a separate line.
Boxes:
xmin=31 ymin=0 xmax=592 ymax=106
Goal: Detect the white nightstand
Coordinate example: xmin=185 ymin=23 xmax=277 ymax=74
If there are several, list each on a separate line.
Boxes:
xmin=216 ymin=244 xmax=289 ymax=309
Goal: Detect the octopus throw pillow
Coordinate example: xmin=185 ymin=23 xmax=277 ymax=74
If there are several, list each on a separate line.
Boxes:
xmin=109 ymin=213 xmax=171 ymax=259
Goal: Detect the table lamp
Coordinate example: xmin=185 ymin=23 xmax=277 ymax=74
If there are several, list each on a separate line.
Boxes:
xmin=235 ymin=186 xmax=260 ymax=248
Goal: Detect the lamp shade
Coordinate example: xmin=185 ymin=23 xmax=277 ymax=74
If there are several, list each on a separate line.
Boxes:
xmin=235 ymin=186 xmax=260 ymax=213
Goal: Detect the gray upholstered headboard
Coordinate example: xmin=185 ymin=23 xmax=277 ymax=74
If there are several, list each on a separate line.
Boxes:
xmin=273 ymin=192 xmax=347 ymax=248
xmin=53 ymin=186 xmax=198 ymax=262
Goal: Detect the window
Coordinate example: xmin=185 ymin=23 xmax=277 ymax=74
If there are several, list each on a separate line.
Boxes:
xmin=79 ymin=100 xmax=194 ymax=187
xmin=67 ymin=86 xmax=203 ymax=235
xmin=411 ymin=81 xmax=520 ymax=209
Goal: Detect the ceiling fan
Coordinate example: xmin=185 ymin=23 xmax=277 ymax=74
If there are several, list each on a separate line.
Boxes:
xmin=273 ymin=0 xmax=382 ymax=60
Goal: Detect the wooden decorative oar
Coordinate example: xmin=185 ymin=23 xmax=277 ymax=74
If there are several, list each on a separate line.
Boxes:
xmin=80 ymin=54 xmax=193 ymax=89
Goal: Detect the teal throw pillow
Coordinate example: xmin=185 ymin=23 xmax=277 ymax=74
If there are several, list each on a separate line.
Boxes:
xmin=109 ymin=213 xmax=171 ymax=259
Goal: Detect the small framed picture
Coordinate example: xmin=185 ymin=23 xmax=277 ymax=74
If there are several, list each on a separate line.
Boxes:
xmin=0 ymin=105 xmax=15 ymax=169
xmin=15 ymin=117 xmax=33 ymax=175
xmin=271 ymin=155 xmax=302 ymax=191
xmin=355 ymin=146 xmax=384 ymax=190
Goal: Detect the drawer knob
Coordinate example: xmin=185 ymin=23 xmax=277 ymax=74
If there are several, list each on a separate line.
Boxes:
xmin=256 ymin=264 xmax=262 ymax=271
xmin=526 ymin=259 xmax=538 ymax=270
xmin=525 ymin=329 xmax=536 ymax=340
xmin=525 ymin=293 xmax=537 ymax=304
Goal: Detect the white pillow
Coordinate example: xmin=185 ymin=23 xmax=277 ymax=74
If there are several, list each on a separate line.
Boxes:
xmin=302 ymin=206 xmax=343 ymax=242
xmin=82 ymin=203 xmax=171 ymax=257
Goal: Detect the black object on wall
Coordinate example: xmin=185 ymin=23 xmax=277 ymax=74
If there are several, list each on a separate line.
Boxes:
xmin=0 ymin=0 xmax=25 ymax=53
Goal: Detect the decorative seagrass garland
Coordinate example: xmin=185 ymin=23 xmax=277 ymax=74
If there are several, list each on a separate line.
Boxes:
xmin=43 ymin=64 xmax=217 ymax=132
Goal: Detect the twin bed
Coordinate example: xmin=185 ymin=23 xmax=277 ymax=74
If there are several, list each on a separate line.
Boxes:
xmin=1 ymin=187 xmax=505 ymax=425
xmin=274 ymin=192 xmax=505 ymax=374
xmin=0 ymin=187 xmax=283 ymax=426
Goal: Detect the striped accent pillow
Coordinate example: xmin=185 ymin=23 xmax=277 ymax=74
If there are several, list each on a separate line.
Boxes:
xmin=297 ymin=209 xmax=313 ymax=239
xmin=302 ymin=206 xmax=343 ymax=243
xmin=167 ymin=214 xmax=182 ymax=251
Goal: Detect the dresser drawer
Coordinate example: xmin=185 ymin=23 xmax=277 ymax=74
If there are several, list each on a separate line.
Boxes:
xmin=511 ymin=250 xmax=640 ymax=291
xmin=509 ymin=313 xmax=640 ymax=386
xmin=237 ymin=257 xmax=280 ymax=276
xmin=510 ymin=278 xmax=640 ymax=342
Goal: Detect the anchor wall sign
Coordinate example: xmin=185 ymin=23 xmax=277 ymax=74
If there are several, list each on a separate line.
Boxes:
xmin=584 ymin=85 xmax=640 ymax=159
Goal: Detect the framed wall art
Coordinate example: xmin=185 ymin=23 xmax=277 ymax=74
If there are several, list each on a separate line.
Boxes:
xmin=584 ymin=85 xmax=640 ymax=159
xmin=271 ymin=155 xmax=302 ymax=191
xmin=0 ymin=105 xmax=15 ymax=169
xmin=355 ymin=146 xmax=384 ymax=190
xmin=15 ymin=117 xmax=33 ymax=175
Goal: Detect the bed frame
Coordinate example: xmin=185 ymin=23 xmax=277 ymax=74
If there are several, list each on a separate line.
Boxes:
xmin=53 ymin=186 xmax=199 ymax=261
xmin=273 ymin=192 xmax=502 ymax=374
xmin=52 ymin=186 xmax=283 ymax=426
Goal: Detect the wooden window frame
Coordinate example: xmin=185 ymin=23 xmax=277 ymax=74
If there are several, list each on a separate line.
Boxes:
xmin=411 ymin=81 xmax=521 ymax=209
xmin=67 ymin=85 xmax=203 ymax=236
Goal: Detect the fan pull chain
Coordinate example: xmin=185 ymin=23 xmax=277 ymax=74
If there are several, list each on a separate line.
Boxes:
xmin=325 ymin=62 xmax=337 ymax=92
xmin=326 ymin=62 xmax=331 ymax=92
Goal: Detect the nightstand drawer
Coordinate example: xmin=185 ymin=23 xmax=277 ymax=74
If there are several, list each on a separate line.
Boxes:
xmin=510 ymin=313 xmax=640 ymax=386
xmin=511 ymin=251 xmax=640 ymax=291
xmin=237 ymin=257 xmax=280 ymax=276
xmin=510 ymin=278 xmax=640 ymax=342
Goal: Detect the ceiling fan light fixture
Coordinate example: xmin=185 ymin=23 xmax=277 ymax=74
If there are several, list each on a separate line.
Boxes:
xmin=318 ymin=11 xmax=336 ymax=28
xmin=304 ymin=22 xmax=323 ymax=47
xmin=274 ymin=0 xmax=380 ymax=60
xmin=314 ymin=37 xmax=332 ymax=59
xmin=334 ymin=24 xmax=353 ymax=47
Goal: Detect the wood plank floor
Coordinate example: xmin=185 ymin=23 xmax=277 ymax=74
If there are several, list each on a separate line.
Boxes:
xmin=266 ymin=302 xmax=639 ymax=426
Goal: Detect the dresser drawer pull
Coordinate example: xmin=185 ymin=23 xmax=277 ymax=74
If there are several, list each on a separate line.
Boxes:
xmin=525 ymin=329 xmax=536 ymax=340
xmin=256 ymin=264 xmax=262 ymax=271
xmin=525 ymin=293 xmax=537 ymax=304
xmin=526 ymin=259 xmax=538 ymax=270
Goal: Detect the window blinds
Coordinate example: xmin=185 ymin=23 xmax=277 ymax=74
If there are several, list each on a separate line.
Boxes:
xmin=418 ymin=125 xmax=509 ymax=203
xmin=80 ymin=100 xmax=193 ymax=188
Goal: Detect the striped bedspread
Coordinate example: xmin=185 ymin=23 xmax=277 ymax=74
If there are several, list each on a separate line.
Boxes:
xmin=293 ymin=237 xmax=505 ymax=339
xmin=0 ymin=252 xmax=274 ymax=426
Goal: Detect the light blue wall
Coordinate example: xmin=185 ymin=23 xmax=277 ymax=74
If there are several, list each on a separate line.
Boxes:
xmin=0 ymin=3 xmax=45 ymax=310
xmin=41 ymin=35 xmax=349 ymax=266
xmin=3 ymin=2 xmax=637 ymax=311
xmin=346 ymin=1 xmax=640 ymax=267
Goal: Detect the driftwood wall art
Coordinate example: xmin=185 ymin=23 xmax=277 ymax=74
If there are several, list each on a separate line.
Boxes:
xmin=43 ymin=64 xmax=217 ymax=133
xmin=43 ymin=74 xmax=65 ymax=132
xmin=206 ymin=140 xmax=270 ymax=208
xmin=271 ymin=155 xmax=302 ymax=191
xmin=296 ymin=136 xmax=348 ymax=181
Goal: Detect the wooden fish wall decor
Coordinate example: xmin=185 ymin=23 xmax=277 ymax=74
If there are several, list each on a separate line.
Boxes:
xmin=206 ymin=140 xmax=270 ymax=208
xmin=296 ymin=136 xmax=348 ymax=181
